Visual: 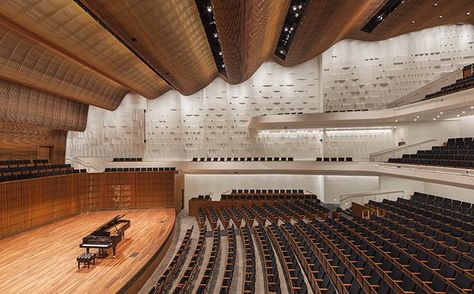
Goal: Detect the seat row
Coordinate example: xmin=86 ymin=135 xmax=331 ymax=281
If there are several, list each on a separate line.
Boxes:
xmin=388 ymin=137 xmax=474 ymax=169
xmin=192 ymin=156 xmax=294 ymax=162
xmin=0 ymin=164 xmax=86 ymax=183
xmin=424 ymin=70 xmax=474 ymax=101
xmin=196 ymin=228 xmax=221 ymax=293
xmin=316 ymin=157 xmax=353 ymax=162
xmin=173 ymin=226 xmax=206 ymax=293
xmin=231 ymin=188 xmax=305 ymax=194
xmin=221 ymin=193 xmax=318 ymax=201
xmin=112 ymin=157 xmax=143 ymax=162
xmin=240 ymin=224 xmax=256 ymax=293
xmin=149 ymin=227 xmax=193 ymax=293
xmin=219 ymin=226 xmax=236 ymax=293
xmin=0 ymin=159 xmax=48 ymax=167
xmin=412 ymin=192 xmax=474 ymax=215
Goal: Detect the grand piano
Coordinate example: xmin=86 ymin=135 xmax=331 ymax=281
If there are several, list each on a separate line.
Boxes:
xmin=80 ymin=215 xmax=131 ymax=258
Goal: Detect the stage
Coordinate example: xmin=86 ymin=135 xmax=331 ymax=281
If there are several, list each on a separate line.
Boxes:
xmin=0 ymin=209 xmax=175 ymax=294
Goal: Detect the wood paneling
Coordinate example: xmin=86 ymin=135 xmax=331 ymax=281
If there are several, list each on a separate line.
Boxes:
xmin=211 ymin=0 xmax=290 ymax=84
xmin=0 ymin=122 xmax=67 ymax=163
xmin=0 ymin=0 xmax=171 ymax=99
xmin=79 ymin=0 xmax=218 ymax=95
xmin=0 ymin=79 xmax=88 ymax=131
xmin=0 ymin=20 xmax=128 ymax=110
xmin=277 ymin=0 xmax=385 ymax=66
xmin=0 ymin=209 xmax=175 ymax=294
xmin=348 ymin=0 xmax=474 ymax=41
xmin=0 ymin=172 xmax=176 ymax=239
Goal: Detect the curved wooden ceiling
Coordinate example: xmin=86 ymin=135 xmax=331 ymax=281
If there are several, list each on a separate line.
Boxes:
xmin=348 ymin=0 xmax=474 ymax=41
xmin=0 ymin=0 xmax=170 ymax=99
xmin=0 ymin=79 xmax=88 ymax=131
xmin=0 ymin=20 xmax=127 ymax=110
xmin=0 ymin=0 xmax=471 ymax=127
xmin=211 ymin=0 xmax=291 ymax=84
xmin=79 ymin=0 xmax=218 ymax=95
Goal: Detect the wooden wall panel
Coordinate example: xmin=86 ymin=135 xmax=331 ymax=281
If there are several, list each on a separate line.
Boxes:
xmin=0 ymin=79 xmax=88 ymax=132
xmin=0 ymin=0 xmax=171 ymax=99
xmin=211 ymin=0 xmax=290 ymax=84
xmin=79 ymin=0 xmax=218 ymax=95
xmin=0 ymin=172 xmax=176 ymax=239
xmin=0 ymin=122 xmax=67 ymax=163
xmin=0 ymin=21 xmax=128 ymax=110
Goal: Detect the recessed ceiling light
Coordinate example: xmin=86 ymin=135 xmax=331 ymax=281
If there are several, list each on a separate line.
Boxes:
xmin=284 ymin=27 xmax=288 ymax=32
xmin=439 ymin=15 xmax=443 ymax=19
xmin=433 ymin=3 xmax=438 ymax=7
xmin=395 ymin=119 xmax=398 ymax=122
xmin=433 ymin=118 xmax=437 ymax=121
xmin=416 ymin=116 xmax=420 ymax=119
xmin=293 ymin=6 xmax=297 ymax=11
xmin=414 ymin=119 xmax=417 ymax=122
xmin=471 ymin=106 xmax=474 ymax=109
xmin=467 ymin=12 xmax=471 ymax=16
xmin=437 ymin=115 xmax=440 ymax=118
xmin=457 ymin=114 xmax=460 ymax=117
xmin=462 ymin=111 xmax=466 ymax=114
xmin=298 ymin=5 xmax=303 ymax=9
xmin=440 ymin=112 xmax=443 ymax=114
xmin=207 ymin=6 xmax=212 ymax=12
xmin=295 ymin=13 xmax=299 ymax=17
xmin=411 ymin=20 xmax=416 ymax=24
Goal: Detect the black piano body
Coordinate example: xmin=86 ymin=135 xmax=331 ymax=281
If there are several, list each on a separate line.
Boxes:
xmin=80 ymin=215 xmax=131 ymax=258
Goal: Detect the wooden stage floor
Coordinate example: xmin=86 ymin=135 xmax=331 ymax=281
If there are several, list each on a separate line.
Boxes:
xmin=0 ymin=209 xmax=175 ymax=294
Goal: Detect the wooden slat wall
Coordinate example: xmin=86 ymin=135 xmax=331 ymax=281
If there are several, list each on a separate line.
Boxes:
xmin=0 ymin=122 xmax=67 ymax=163
xmin=0 ymin=172 xmax=176 ymax=239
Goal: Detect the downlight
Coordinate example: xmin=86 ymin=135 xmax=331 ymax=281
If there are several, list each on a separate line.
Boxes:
xmin=195 ymin=0 xmax=226 ymax=75
xmin=275 ymin=0 xmax=309 ymax=60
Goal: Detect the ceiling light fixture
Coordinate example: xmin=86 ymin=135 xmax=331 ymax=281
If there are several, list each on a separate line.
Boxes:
xmin=467 ymin=12 xmax=471 ymax=16
xmin=207 ymin=6 xmax=212 ymax=12
xmin=439 ymin=15 xmax=443 ymax=19
xmin=433 ymin=3 xmax=438 ymax=7
xmin=440 ymin=112 xmax=443 ymax=114
xmin=411 ymin=20 xmax=416 ymax=24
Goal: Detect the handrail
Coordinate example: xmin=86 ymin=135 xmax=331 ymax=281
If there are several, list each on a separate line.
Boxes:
xmin=369 ymin=139 xmax=438 ymax=162
xmin=67 ymin=158 xmax=103 ymax=172
xmin=370 ymin=139 xmax=437 ymax=157
xmin=339 ymin=190 xmax=406 ymax=210
xmin=340 ymin=190 xmax=405 ymax=203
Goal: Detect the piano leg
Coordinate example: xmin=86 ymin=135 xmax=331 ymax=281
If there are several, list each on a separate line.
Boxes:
xmin=113 ymin=246 xmax=116 ymax=256
xmin=86 ymin=248 xmax=90 ymax=254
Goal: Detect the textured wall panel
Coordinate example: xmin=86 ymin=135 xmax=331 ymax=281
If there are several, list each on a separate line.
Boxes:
xmin=0 ymin=121 xmax=67 ymax=163
xmin=0 ymin=0 xmax=170 ymax=99
xmin=323 ymin=25 xmax=474 ymax=111
xmin=80 ymin=0 xmax=217 ymax=95
xmin=0 ymin=79 xmax=88 ymax=131
xmin=67 ymin=60 xmax=322 ymax=159
xmin=211 ymin=0 xmax=290 ymax=84
xmin=278 ymin=0 xmax=384 ymax=66
xmin=0 ymin=21 xmax=128 ymax=110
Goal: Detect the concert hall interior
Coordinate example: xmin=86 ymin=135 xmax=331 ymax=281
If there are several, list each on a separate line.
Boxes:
xmin=0 ymin=1 xmax=474 ymax=293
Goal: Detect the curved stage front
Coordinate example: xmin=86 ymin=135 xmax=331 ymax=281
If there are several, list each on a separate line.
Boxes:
xmin=0 ymin=209 xmax=175 ymax=294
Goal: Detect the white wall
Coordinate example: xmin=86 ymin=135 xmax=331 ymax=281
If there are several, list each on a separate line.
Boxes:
xmin=184 ymin=174 xmax=324 ymax=209
xmin=323 ymin=25 xmax=474 ymax=111
xmin=323 ymin=175 xmax=379 ymax=204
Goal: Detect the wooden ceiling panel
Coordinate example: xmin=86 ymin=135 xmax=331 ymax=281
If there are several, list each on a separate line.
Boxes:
xmin=348 ymin=0 xmax=474 ymax=41
xmin=0 ymin=21 xmax=127 ymax=110
xmin=211 ymin=0 xmax=291 ymax=84
xmin=0 ymin=79 xmax=88 ymax=132
xmin=79 ymin=0 xmax=218 ymax=95
xmin=277 ymin=0 xmax=385 ymax=67
xmin=0 ymin=0 xmax=170 ymax=99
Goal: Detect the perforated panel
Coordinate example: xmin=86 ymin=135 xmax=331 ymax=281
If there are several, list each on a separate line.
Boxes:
xmin=80 ymin=0 xmax=217 ymax=95
xmin=0 ymin=0 xmax=170 ymax=99
xmin=0 ymin=21 xmax=128 ymax=110
xmin=211 ymin=0 xmax=290 ymax=84
xmin=0 ymin=79 xmax=88 ymax=131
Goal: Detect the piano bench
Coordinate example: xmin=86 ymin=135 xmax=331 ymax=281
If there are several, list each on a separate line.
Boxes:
xmin=77 ymin=253 xmax=96 ymax=270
